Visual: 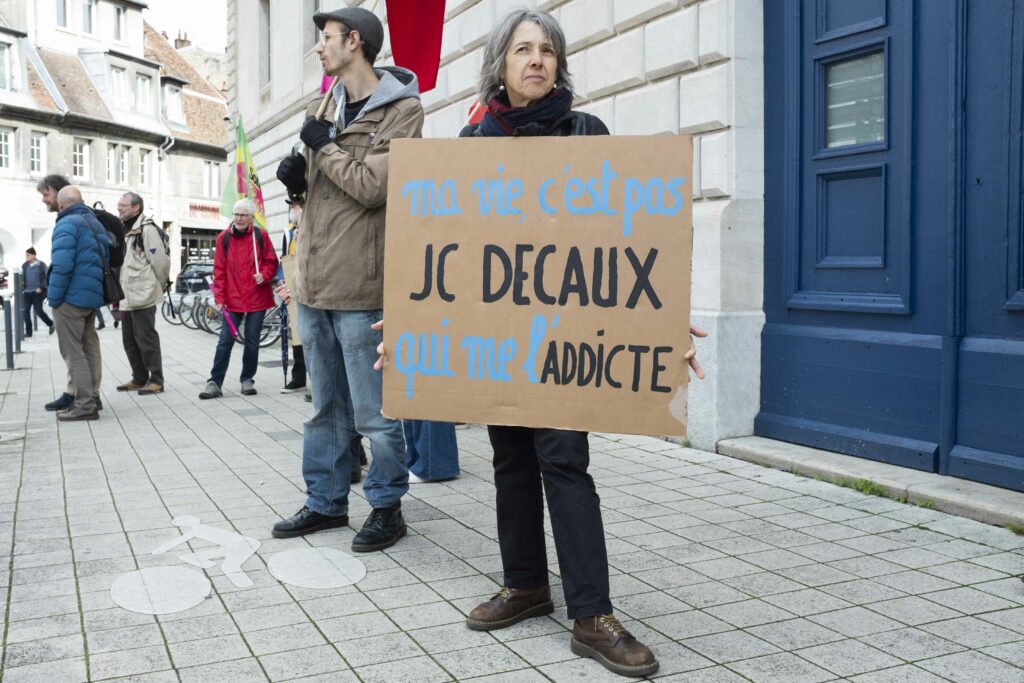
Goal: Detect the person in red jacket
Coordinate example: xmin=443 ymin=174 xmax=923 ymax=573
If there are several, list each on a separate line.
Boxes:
xmin=199 ymin=199 xmax=279 ymax=399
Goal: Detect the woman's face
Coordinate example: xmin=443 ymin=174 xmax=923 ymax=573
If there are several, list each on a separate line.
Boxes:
xmin=502 ymin=21 xmax=558 ymax=108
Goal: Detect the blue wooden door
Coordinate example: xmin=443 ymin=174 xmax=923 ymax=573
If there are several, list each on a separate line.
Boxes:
xmin=761 ymin=0 xmax=1024 ymax=492
xmin=951 ymin=0 xmax=1024 ymax=488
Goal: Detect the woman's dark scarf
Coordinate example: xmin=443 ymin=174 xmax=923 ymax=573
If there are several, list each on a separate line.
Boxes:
xmin=479 ymin=86 xmax=573 ymax=137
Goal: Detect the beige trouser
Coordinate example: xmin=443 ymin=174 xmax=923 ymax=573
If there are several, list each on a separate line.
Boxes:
xmin=53 ymin=303 xmax=102 ymax=411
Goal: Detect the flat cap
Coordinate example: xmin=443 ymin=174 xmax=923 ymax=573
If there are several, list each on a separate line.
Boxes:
xmin=313 ymin=7 xmax=383 ymax=63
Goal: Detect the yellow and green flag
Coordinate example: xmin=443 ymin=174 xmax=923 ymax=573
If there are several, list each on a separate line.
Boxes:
xmin=220 ymin=117 xmax=267 ymax=228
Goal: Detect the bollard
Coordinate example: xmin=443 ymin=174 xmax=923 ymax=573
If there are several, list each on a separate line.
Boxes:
xmin=3 ymin=299 xmax=13 ymax=370
xmin=12 ymin=271 xmax=21 ymax=353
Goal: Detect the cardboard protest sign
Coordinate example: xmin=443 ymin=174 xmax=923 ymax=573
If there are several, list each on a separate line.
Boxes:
xmin=382 ymin=136 xmax=693 ymax=436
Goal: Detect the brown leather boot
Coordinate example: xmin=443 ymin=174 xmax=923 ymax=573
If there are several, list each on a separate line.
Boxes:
xmin=571 ymin=614 xmax=658 ymax=677
xmin=466 ymin=585 xmax=554 ymax=631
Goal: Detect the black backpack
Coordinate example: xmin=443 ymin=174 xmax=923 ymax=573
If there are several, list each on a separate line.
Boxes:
xmin=91 ymin=202 xmax=126 ymax=268
xmin=221 ymin=227 xmax=266 ymax=256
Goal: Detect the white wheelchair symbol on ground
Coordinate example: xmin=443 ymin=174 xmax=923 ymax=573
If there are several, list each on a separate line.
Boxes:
xmin=110 ymin=516 xmax=367 ymax=615
xmin=152 ymin=516 xmax=261 ymax=588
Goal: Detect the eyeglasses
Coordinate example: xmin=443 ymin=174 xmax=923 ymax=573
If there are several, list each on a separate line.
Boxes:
xmin=232 ymin=213 xmax=252 ymax=218
xmin=320 ymin=30 xmax=351 ymax=46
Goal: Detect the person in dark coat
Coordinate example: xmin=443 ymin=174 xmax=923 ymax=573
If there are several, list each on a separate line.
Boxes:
xmin=198 ymin=198 xmax=279 ymax=399
xmin=454 ymin=9 xmax=706 ymax=678
xmin=21 ymin=247 xmax=54 ymax=337
xmin=49 ymin=186 xmax=109 ymax=421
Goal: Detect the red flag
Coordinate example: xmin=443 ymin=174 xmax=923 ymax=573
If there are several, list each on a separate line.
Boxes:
xmin=385 ymin=0 xmax=444 ymax=92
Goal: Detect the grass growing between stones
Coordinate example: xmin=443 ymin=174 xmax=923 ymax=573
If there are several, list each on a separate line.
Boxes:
xmin=836 ymin=478 xmax=889 ymax=498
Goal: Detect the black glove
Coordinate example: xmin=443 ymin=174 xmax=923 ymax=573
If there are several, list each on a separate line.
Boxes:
xmin=276 ymin=153 xmax=307 ymax=196
xmin=300 ymin=116 xmax=333 ymax=152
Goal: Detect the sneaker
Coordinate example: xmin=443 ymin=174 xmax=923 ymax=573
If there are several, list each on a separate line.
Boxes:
xmin=271 ymin=506 xmax=348 ymax=539
xmin=45 ymin=393 xmax=74 ymax=411
xmin=408 ymin=472 xmax=428 ymax=484
xmin=117 ymin=381 xmax=144 ymax=392
xmin=198 ymin=381 xmax=222 ymax=399
xmin=351 ymin=503 xmax=406 ymax=552
xmin=241 ymin=380 xmax=257 ymax=396
xmin=571 ymin=614 xmax=659 ymax=677
xmin=280 ymin=379 xmax=306 ymax=394
xmin=304 ymin=391 xmax=312 ymax=402
xmin=466 ymin=586 xmax=554 ymax=631
xmin=138 ymin=383 xmax=164 ymax=395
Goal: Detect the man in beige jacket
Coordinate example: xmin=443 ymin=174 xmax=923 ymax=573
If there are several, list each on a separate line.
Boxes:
xmin=115 ymin=192 xmax=170 ymax=395
xmin=273 ymin=6 xmax=423 ymax=552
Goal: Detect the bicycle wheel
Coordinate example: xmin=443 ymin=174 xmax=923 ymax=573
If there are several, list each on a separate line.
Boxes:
xmin=259 ymin=306 xmax=282 ymax=347
xmin=161 ymin=297 xmax=183 ymax=325
xmin=180 ymin=295 xmax=201 ymax=330
xmin=201 ymin=300 xmax=223 ymax=336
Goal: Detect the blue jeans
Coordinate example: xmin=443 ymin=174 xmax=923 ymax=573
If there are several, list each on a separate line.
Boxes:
xmin=404 ymin=420 xmax=460 ymax=481
xmin=298 ymin=305 xmax=407 ymax=514
xmin=208 ymin=309 xmax=266 ymax=386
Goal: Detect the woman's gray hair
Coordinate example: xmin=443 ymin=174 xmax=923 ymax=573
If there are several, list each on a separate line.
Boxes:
xmin=478 ymin=8 xmax=573 ymax=104
xmin=233 ymin=198 xmax=256 ymax=215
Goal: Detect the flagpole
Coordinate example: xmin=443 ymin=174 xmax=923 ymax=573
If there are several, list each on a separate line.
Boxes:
xmin=463 ymin=100 xmax=483 ymax=130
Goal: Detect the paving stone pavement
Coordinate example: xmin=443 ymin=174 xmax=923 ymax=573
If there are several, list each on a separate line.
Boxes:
xmin=0 ymin=320 xmax=1022 ymax=682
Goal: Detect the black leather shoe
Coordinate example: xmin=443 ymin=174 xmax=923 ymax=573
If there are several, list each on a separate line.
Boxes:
xmin=351 ymin=503 xmax=406 ymax=552
xmin=95 ymin=397 xmax=103 ymax=411
xmin=271 ymin=506 xmax=348 ymax=539
xmin=45 ymin=393 xmax=74 ymax=411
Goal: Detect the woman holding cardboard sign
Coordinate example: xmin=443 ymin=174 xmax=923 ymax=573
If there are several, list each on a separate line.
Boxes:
xmin=377 ymin=9 xmax=704 ymax=678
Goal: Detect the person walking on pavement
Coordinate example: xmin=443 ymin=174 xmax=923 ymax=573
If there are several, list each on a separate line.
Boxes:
xmin=198 ymin=199 xmax=278 ymax=400
xmin=37 ymin=175 xmax=103 ymax=413
xmin=48 ymin=186 xmax=108 ymax=422
xmin=271 ymin=6 xmax=422 ymax=552
xmin=21 ymin=247 xmax=54 ymax=337
xmin=115 ymin=192 xmax=170 ymax=396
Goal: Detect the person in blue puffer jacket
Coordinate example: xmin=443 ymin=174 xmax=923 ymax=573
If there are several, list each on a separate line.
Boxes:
xmin=48 ymin=186 xmax=109 ymax=421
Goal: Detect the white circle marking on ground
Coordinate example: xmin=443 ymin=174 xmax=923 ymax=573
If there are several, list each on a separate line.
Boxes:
xmin=110 ymin=566 xmax=212 ymax=614
xmin=268 ymin=547 xmax=367 ymax=589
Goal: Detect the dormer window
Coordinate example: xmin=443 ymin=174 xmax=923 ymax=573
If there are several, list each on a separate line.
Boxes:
xmin=165 ymin=84 xmax=184 ymax=122
xmin=111 ymin=66 xmax=126 ymax=107
xmin=136 ymin=74 xmax=151 ymax=111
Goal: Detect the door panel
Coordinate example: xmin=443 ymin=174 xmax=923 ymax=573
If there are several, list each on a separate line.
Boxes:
xmin=761 ymin=0 xmax=951 ymax=473
xmin=762 ymin=0 xmax=1024 ymax=492
xmin=952 ymin=0 xmax=1024 ymax=490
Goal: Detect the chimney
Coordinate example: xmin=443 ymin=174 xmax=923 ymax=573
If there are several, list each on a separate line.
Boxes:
xmin=175 ymin=31 xmax=191 ymax=49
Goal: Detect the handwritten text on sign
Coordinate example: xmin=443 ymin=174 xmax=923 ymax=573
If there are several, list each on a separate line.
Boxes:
xmin=382 ymin=136 xmax=693 ymax=436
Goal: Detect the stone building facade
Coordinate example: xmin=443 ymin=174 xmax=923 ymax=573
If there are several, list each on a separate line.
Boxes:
xmin=0 ymin=0 xmax=229 ymax=279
